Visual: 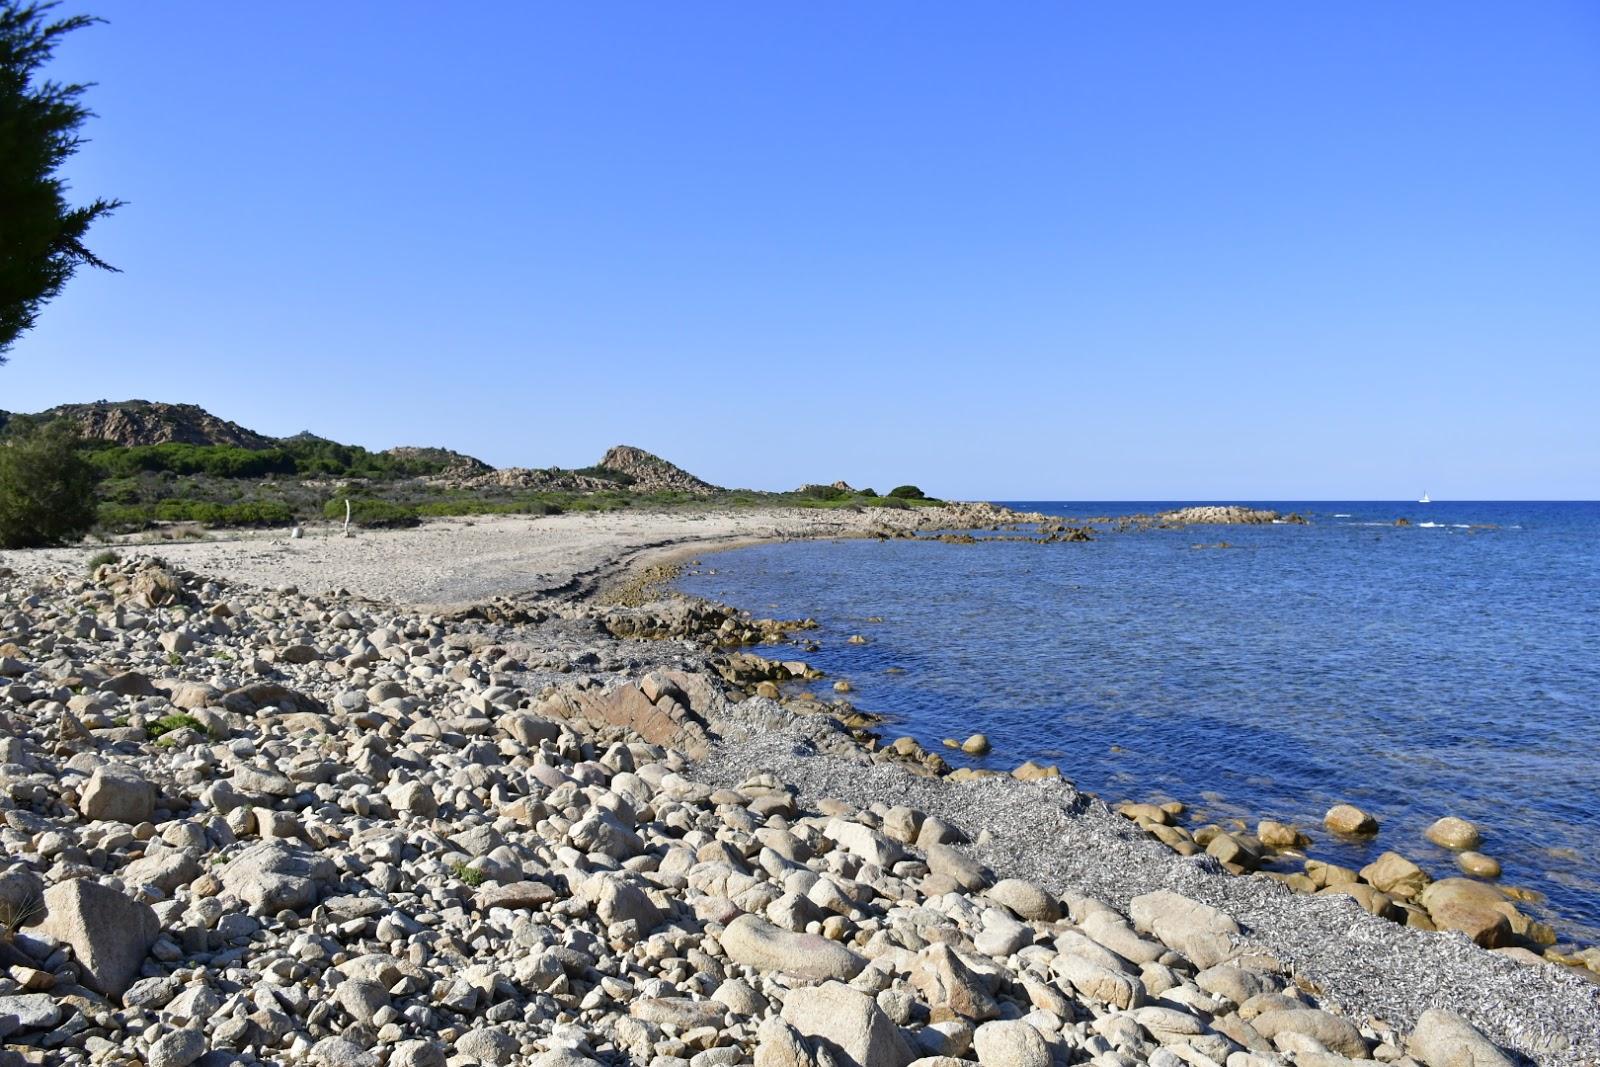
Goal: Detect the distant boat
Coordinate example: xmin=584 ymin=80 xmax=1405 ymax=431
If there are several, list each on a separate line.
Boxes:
xmin=1419 ymin=491 xmax=1432 ymax=503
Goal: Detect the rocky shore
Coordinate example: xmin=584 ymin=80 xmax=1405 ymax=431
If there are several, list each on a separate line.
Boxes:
xmin=1 ymin=513 xmax=1598 ymax=1067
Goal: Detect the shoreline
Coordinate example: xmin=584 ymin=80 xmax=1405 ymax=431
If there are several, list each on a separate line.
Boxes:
xmin=2 ymin=505 xmax=1597 ymax=1064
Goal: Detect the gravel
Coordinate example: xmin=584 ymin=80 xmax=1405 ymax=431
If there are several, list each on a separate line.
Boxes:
xmin=697 ymin=711 xmax=1600 ymax=1066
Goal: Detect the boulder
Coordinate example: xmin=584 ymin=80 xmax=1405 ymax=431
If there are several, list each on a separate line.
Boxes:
xmin=1251 ymin=1007 xmax=1368 ymax=1058
xmin=1257 ymin=820 xmax=1308 ymax=848
xmin=1129 ymin=890 xmax=1240 ymax=968
xmin=1324 ymin=804 xmax=1378 ymax=835
xmin=1359 ymin=851 xmax=1431 ymax=898
xmin=924 ymin=844 xmax=987 ymax=891
xmin=825 ymin=818 xmax=906 ymax=868
xmin=780 ymin=981 xmax=915 ymax=1067
xmin=146 ymin=1027 xmax=207 ymax=1067
xmin=1050 ymin=953 xmax=1144 ymax=1009
xmin=1419 ymin=879 xmax=1513 ymax=948
xmin=907 ymin=943 xmax=998 ymax=1021
xmin=1456 ymin=851 xmax=1501 ymax=879
xmin=38 ymin=879 xmax=160 ymax=998
xmin=0 ymin=993 xmax=60 ymax=1031
xmin=476 ymin=881 xmax=556 ymax=911
xmin=120 ymin=851 xmax=204 ymax=894
xmin=591 ymin=875 xmax=662 ymax=931
xmin=218 ymin=841 xmax=335 ymax=913
xmin=985 ymin=878 xmax=1060 ymax=922
xmin=1425 ymin=817 xmax=1482 ymax=851
xmin=721 ymin=914 xmax=866 ymax=981
xmin=1408 ymin=1008 xmax=1514 ymax=1067
xmin=80 ymin=765 xmax=156 ymax=824
xmin=973 ymin=1019 xmax=1050 ymax=1067
xmin=753 ymin=1016 xmax=814 ymax=1067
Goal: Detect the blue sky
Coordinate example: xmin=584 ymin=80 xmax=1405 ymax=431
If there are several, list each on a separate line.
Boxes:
xmin=6 ymin=2 xmax=1597 ymax=498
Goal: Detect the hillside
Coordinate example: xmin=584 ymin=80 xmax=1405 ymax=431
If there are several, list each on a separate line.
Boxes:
xmin=0 ymin=399 xmax=923 ymax=535
xmin=0 ymin=399 xmax=276 ymax=449
xmin=600 ymin=444 xmax=722 ymax=493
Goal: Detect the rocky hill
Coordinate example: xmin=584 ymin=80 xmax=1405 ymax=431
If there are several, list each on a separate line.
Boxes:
xmin=598 ymin=444 xmax=721 ymax=494
xmin=384 ymin=446 xmax=493 ymax=477
xmin=0 ymin=399 xmax=277 ymax=449
xmin=0 ymin=403 xmax=719 ymax=494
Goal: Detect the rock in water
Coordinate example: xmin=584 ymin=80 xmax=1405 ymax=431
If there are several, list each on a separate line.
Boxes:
xmin=1425 ymin=816 xmax=1483 ymax=851
xmin=38 ymin=879 xmax=160 ymax=998
xmin=1324 ymin=803 xmax=1379 ymax=835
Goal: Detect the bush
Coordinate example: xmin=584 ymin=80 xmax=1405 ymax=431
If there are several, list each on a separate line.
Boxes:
xmin=887 ymin=485 xmax=926 ymax=499
xmin=326 ymin=497 xmax=419 ymax=528
xmin=865 ymin=496 xmax=910 ymax=509
xmin=0 ymin=423 xmax=99 ymax=548
xmin=86 ymin=549 xmax=119 ymax=572
xmin=796 ymin=484 xmax=849 ymax=501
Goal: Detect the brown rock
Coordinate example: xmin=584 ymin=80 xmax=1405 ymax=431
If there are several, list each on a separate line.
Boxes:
xmin=1324 ymin=804 xmax=1378 ymax=835
xmin=1425 ymin=816 xmax=1482 ymax=851
xmin=1360 ymin=851 xmax=1431 ymax=898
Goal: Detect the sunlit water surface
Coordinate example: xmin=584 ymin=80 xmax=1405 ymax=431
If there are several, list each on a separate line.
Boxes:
xmin=679 ymin=501 xmax=1600 ymax=944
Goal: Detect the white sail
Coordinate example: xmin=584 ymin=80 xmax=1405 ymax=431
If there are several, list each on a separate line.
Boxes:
xmin=1419 ymin=491 xmax=1431 ymax=503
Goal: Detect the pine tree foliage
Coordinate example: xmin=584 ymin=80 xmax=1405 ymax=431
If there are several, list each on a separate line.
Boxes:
xmin=0 ymin=1 xmax=120 ymax=361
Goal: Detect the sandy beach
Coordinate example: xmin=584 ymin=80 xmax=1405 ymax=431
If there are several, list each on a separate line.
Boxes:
xmin=1 ymin=502 xmax=1028 ymax=611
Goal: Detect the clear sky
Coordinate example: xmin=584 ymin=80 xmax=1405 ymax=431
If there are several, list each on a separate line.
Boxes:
xmin=5 ymin=2 xmax=1598 ymax=499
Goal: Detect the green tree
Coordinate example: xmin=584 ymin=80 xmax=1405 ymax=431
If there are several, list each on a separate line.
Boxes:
xmin=1 ymin=2 xmax=120 ymax=362
xmin=0 ymin=420 xmax=99 ymax=546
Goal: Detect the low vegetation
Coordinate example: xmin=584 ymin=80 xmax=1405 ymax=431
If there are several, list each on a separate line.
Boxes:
xmin=0 ymin=415 xmax=942 ymax=540
xmin=0 ymin=422 xmax=100 ymax=548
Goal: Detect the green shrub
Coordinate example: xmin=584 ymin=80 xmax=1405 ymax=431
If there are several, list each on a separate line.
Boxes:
xmin=572 ymin=465 xmax=636 ymax=486
xmin=797 ymin=484 xmax=849 ymax=501
xmin=152 ymin=499 xmax=295 ymax=526
xmin=859 ymin=488 xmax=878 ymax=497
xmin=327 ymin=497 xmax=419 ymax=528
xmin=148 ymin=713 xmax=206 ymax=739
xmin=0 ymin=422 xmax=99 ymax=548
xmin=887 ymin=485 xmax=926 ymax=500
xmin=451 ymin=861 xmax=487 ymax=887
xmin=86 ymin=549 xmax=119 ymax=572
xmin=865 ymin=496 xmax=911 ymax=509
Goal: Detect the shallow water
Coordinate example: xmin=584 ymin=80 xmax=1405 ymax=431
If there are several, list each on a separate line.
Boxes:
xmin=678 ymin=501 xmax=1600 ymax=944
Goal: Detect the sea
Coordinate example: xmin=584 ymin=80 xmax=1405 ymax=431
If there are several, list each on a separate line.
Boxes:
xmin=677 ymin=501 xmax=1600 ymax=945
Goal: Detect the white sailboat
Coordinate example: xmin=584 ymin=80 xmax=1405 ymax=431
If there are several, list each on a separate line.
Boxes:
xmin=1418 ymin=491 xmax=1432 ymax=503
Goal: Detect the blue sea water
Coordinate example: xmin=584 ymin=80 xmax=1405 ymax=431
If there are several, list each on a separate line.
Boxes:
xmin=678 ymin=501 xmax=1600 ymax=944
